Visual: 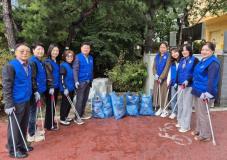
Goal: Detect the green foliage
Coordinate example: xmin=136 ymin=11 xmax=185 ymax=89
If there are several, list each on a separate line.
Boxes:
xmin=193 ymin=39 xmax=206 ymax=54
xmin=0 ymin=51 xmax=14 ymax=109
xmin=106 ymin=60 xmax=148 ymax=92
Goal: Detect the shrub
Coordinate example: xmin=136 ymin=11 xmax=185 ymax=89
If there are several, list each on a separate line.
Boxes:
xmin=106 ymin=60 xmax=147 ymax=92
xmin=0 ymin=50 xmax=14 ymax=111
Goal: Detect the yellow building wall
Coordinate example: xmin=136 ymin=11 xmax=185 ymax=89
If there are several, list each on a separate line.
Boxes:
xmin=204 ymin=14 xmax=227 ymax=53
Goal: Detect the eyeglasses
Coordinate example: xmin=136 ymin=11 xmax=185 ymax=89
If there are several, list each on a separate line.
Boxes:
xmin=17 ymin=50 xmax=31 ymax=54
xmin=66 ymin=54 xmax=73 ymax=58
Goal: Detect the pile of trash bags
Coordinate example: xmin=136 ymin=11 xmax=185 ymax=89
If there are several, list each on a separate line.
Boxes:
xmin=92 ymin=92 xmax=154 ymax=120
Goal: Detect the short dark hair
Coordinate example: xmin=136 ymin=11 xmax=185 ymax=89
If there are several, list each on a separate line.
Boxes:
xmin=31 ymin=42 xmax=44 ymax=50
xmin=14 ymin=43 xmax=30 ymax=51
xmin=181 ymin=44 xmax=193 ymax=56
xmin=62 ymin=49 xmax=75 ymax=61
xmin=47 ymin=43 xmax=59 ymax=57
xmin=81 ymin=42 xmax=92 ymax=47
xmin=204 ymin=42 xmax=216 ymax=51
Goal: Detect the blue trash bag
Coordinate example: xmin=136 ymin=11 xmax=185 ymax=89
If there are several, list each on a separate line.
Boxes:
xmin=92 ymin=96 xmax=105 ymax=118
xmin=110 ymin=92 xmax=126 ymax=120
xmin=139 ymin=95 xmax=154 ymax=116
xmin=126 ymin=93 xmax=139 ymax=116
xmin=101 ymin=94 xmax=113 ymax=118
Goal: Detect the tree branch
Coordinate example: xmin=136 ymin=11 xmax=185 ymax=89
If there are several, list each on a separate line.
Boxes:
xmin=65 ymin=0 xmax=100 ymax=46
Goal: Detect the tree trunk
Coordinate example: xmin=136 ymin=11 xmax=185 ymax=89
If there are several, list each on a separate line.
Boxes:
xmin=65 ymin=0 xmax=99 ymax=47
xmin=2 ymin=0 xmax=16 ymax=50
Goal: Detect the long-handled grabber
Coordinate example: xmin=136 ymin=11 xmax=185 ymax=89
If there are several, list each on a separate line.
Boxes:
xmin=12 ymin=111 xmax=29 ymax=152
xmin=66 ymin=95 xmax=84 ymax=125
xmin=160 ymin=86 xmax=170 ymax=117
xmin=9 ymin=114 xmax=16 ymax=157
xmin=155 ymin=82 xmax=163 ymax=116
xmin=51 ymin=95 xmax=59 ymax=129
xmin=205 ymin=100 xmax=216 ymax=146
xmin=160 ymin=87 xmax=183 ymax=116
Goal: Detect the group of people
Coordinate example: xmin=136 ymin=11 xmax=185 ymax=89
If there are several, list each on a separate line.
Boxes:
xmin=2 ymin=42 xmax=94 ymax=158
xmin=2 ymin=39 xmax=220 ymax=158
xmin=152 ymin=42 xmax=220 ymax=142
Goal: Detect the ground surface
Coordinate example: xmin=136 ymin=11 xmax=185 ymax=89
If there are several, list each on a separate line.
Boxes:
xmin=0 ymin=111 xmax=227 ymax=160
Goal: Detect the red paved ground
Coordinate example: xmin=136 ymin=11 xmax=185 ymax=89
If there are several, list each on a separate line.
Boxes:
xmin=0 ymin=111 xmax=227 ymax=160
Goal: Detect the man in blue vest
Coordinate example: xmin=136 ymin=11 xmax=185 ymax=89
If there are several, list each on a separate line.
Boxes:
xmin=2 ymin=43 xmax=33 ymax=158
xmin=27 ymin=42 xmax=46 ymax=142
xmin=73 ymin=42 xmax=93 ymax=124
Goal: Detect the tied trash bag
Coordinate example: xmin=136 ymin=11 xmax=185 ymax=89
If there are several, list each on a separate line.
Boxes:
xmin=139 ymin=95 xmax=154 ymax=116
xmin=126 ymin=93 xmax=139 ymax=116
xmin=110 ymin=92 xmax=126 ymax=120
xmin=101 ymin=94 xmax=113 ymax=118
xmin=92 ymin=96 xmax=105 ymax=119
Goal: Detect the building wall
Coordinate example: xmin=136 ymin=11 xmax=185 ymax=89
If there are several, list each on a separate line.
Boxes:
xmin=204 ymin=14 xmax=227 ymax=53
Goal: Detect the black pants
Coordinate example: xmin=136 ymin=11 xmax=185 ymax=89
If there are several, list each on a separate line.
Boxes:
xmin=76 ymin=82 xmax=90 ymax=117
xmin=44 ymin=89 xmax=59 ymax=129
xmin=7 ymin=101 xmax=30 ymax=154
xmin=60 ymin=91 xmax=74 ymax=121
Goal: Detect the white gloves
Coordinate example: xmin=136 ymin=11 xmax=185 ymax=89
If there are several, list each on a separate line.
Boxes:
xmin=200 ymin=92 xmax=214 ymax=102
xmin=154 ymin=74 xmax=159 ymax=81
xmin=34 ymin=92 xmax=41 ymax=102
xmin=64 ymin=89 xmax=69 ymax=96
xmin=75 ymin=82 xmax=80 ymax=89
xmin=5 ymin=107 xmax=15 ymax=115
xmin=182 ymin=80 xmax=189 ymax=87
xmin=173 ymin=83 xmax=178 ymax=89
xmin=49 ymin=88 xmax=54 ymax=95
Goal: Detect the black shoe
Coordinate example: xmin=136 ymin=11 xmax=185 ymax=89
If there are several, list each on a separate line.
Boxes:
xmin=46 ymin=125 xmax=58 ymax=131
xmin=9 ymin=151 xmax=28 ymax=158
xmin=20 ymin=146 xmax=33 ymax=153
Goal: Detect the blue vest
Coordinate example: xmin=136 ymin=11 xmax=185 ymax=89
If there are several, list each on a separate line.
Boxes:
xmin=45 ymin=58 xmax=60 ymax=89
xmin=76 ymin=53 xmax=93 ymax=82
xmin=177 ymin=56 xmax=195 ymax=85
xmin=9 ymin=59 xmax=32 ymax=104
xmin=155 ymin=52 xmax=169 ymax=76
xmin=29 ymin=56 xmax=47 ymax=93
xmin=170 ymin=62 xmax=178 ymax=86
xmin=60 ymin=62 xmax=75 ymax=92
xmin=192 ymin=55 xmax=220 ymax=97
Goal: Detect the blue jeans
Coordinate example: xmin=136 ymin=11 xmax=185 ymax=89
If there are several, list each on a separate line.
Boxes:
xmin=170 ymin=86 xmax=178 ymax=114
xmin=28 ymin=95 xmax=37 ymax=136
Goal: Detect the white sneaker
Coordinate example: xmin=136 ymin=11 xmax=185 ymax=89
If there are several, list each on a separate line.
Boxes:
xmin=60 ymin=120 xmax=70 ymax=126
xmin=27 ymin=135 xmax=35 ymax=142
xmin=66 ymin=117 xmax=73 ymax=122
xmin=36 ymin=129 xmax=45 ymax=136
xmin=34 ymin=134 xmax=45 ymax=142
xmin=81 ymin=115 xmax=92 ymax=120
xmin=74 ymin=118 xmax=85 ymax=125
xmin=155 ymin=108 xmax=162 ymax=116
xmin=169 ymin=113 xmax=176 ymax=119
xmin=160 ymin=110 xmax=169 ymax=118
xmin=175 ymin=123 xmax=181 ymax=128
xmin=178 ymin=128 xmax=190 ymax=133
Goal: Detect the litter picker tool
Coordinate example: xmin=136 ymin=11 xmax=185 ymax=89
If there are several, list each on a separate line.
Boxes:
xmin=205 ymin=100 xmax=216 ymax=146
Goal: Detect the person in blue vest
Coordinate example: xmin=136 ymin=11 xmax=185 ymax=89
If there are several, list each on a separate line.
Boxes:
xmin=27 ymin=42 xmax=46 ymax=142
xmin=153 ymin=42 xmax=171 ymax=116
xmin=44 ymin=44 xmax=60 ymax=131
xmin=73 ymin=42 xmax=93 ymax=124
xmin=2 ymin=43 xmax=33 ymax=158
xmin=166 ymin=47 xmax=182 ymax=119
xmin=191 ymin=42 xmax=220 ymax=141
xmin=59 ymin=49 xmax=84 ymax=125
xmin=176 ymin=44 xmax=199 ymax=133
